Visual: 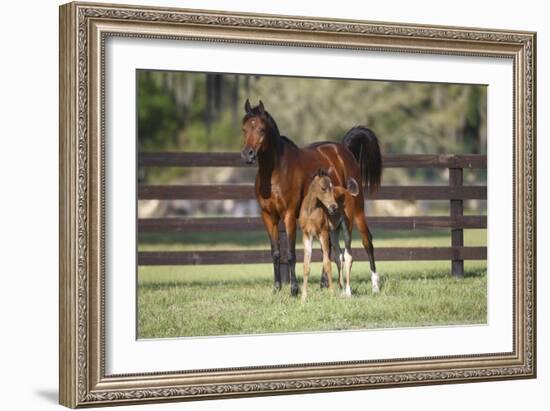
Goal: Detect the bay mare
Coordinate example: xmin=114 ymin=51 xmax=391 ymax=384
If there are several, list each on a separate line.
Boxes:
xmin=241 ymin=99 xmax=382 ymax=296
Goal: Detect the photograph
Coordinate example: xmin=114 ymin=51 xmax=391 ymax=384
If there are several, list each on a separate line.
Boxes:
xmin=136 ymin=71 xmax=488 ymax=339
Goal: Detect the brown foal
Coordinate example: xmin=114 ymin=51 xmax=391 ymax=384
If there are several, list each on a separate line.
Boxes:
xmin=299 ymin=170 xmax=359 ymax=301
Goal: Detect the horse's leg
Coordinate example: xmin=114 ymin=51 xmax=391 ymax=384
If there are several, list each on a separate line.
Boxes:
xmin=261 ymin=211 xmax=282 ymax=291
xmin=342 ymin=222 xmax=353 ymax=297
xmin=283 ymin=212 xmax=299 ymax=296
xmin=319 ymin=230 xmax=333 ymax=293
xmin=329 ymin=229 xmax=343 ymax=289
xmin=320 ymin=268 xmax=330 ymax=289
xmin=319 ymin=234 xmax=331 ymax=289
xmin=301 ymin=233 xmax=312 ymax=303
xmin=353 ymin=205 xmax=379 ymax=294
xmin=319 ymin=226 xmax=330 ymax=290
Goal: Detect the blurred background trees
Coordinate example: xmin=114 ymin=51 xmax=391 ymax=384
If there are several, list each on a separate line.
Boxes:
xmin=138 ymin=70 xmax=486 ymax=156
xmin=137 ymin=70 xmax=486 ymax=217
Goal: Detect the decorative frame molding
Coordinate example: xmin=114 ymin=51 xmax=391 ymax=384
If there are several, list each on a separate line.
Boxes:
xmin=59 ymin=2 xmax=536 ymax=408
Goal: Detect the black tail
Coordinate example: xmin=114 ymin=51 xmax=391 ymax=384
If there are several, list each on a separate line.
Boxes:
xmin=342 ymin=126 xmax=382 ymax=194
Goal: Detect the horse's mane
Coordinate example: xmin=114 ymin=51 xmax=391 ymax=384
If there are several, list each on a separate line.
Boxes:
xmin=280 ymin=135 xmax=299 ymax=149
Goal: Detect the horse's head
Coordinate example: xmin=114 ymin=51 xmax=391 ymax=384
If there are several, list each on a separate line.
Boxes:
xmin=310 ymin=169 xmax=339 ymax=216
xmin=241 ymin=99 xmax=270 ymax=164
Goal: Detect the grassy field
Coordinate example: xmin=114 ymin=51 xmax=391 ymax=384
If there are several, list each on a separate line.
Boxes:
xmin=138 ymin=228 xmax=488 ymax=251
xmin=137 ymin=229 xmax=487 ymax=338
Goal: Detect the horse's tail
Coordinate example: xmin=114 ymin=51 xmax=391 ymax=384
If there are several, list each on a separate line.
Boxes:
xmin=341 ymin=126 xmax=382 ymax=194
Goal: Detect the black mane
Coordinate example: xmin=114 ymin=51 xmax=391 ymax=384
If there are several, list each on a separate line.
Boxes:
xmin=280 ymin=135 xmax=299 ymax=149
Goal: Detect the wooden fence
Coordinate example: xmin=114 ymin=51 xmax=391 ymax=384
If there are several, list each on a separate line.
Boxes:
xmin=137 ymin=153 xmax=487 ymax=278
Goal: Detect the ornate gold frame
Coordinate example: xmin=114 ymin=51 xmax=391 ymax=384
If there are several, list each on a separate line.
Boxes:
xmin=59 ymin=1 xmax=536 ymax=408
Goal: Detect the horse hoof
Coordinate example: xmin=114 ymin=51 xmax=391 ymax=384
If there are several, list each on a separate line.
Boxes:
xmin=371 ymin=272 xmax=380 ymax=294
xmin=342 ymin=286 xmax=352 ymax=298
xmin=320 ymin=275 xmax=329 ymax=289
xmin=290 ymin=283 xmax=300 ymax=297
xmin=273 ymin=282 xmax=282 ymax=292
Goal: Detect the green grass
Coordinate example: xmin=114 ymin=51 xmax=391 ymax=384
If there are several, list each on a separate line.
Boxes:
xmin=138 ymin=229 xmax=487 ymax=251
xmin=138 ymin=229 xmax=487 ymax=338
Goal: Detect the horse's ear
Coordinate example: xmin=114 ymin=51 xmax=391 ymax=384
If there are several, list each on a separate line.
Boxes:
xmin=244 ymin=99 xmax=252 ymax=113
xmin=258 ymin=100 xmax=265 ymax=113
xmin=346 ymin=177 xmax=360 ymax=197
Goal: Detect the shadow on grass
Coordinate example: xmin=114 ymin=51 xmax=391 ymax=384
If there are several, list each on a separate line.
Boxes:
xmin=352 ymin=267 xmax=487 ymax=283
xmin=139 ymin=277 xmax=274 ymax=291
xmin=139 ymin=266 xmax=486 ymax=293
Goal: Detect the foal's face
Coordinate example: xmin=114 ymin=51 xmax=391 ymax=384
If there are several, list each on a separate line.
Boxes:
xmin=241 ymin=116 xmax=267 ymax=164
xmin=313 ymin=176 xmax=338 ymax=215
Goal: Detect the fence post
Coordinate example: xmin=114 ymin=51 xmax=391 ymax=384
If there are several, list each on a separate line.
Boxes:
xmin=278 ymin=231 xmax=290 ymax=284
xmin=449 ymin=167 xmax=464 ymax=277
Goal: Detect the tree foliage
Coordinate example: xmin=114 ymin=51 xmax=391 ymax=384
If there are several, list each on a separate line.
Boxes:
xmin=137 ymin=70 xmax=486 ymax=184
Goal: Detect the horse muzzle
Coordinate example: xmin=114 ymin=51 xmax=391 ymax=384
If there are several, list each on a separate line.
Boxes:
xmin=241 ymin=147 xmax=257 ymax=164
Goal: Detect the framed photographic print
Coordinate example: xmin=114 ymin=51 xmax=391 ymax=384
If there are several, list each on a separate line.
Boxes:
xmin=59 ymin=1 xmax=537 ymax=408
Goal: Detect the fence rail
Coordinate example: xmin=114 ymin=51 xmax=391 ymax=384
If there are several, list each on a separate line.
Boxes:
xmin=138 ymin=184 xmax=486 ymax=201
xmin=138 ymin=247 xmax=487 ymax=266
xmin=138 ymin=152 xmax=487 ymax=278
xmin=138 ymin=216 xmax=487 ymax=232
xmin=139 ymin=152 xmax=487 ymax=169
